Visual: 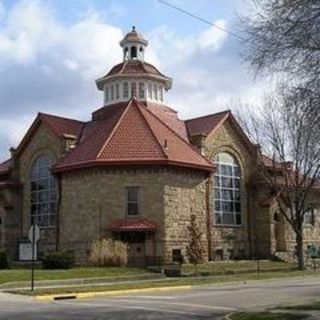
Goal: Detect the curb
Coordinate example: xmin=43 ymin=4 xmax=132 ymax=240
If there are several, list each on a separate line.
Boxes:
xmin=35 ymin=285 xmax=192 ymax=301
xmin=224 ymin=312 xmax=235 ymax=320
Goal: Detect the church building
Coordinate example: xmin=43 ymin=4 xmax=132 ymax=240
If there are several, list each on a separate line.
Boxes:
xmin=0 ymin=27 xmax=319 ymax=265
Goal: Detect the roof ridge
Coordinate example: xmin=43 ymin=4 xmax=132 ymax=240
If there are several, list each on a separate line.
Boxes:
xmin=202 ymin=112 xmax=230 ymax=139
xmin=96 ymin=100 xmax=133 ymax=159
xmin=140 ymin=60 xmax=149 ymax=74
xmin=119 ymin=60 xmax=129 ymax=74
xmin=39 ymin=112 xmax=84 ymax=123
xmin=136 ymin=100 xmax=213 ymax=167
xmin=185 ymin=109 xmax=230 ymax=122
xmin=133 ymin=99 xmax=168 ymax=159
xmin=54 ymin=116 xmax=113 ymax=166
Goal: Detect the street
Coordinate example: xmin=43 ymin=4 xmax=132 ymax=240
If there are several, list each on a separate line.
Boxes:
xmin=0 ymin=277 xmax=320 ymax=319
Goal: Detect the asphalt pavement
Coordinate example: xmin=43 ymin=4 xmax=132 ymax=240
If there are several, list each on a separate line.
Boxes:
xmin=1 ymin=276 xmax=320 ymax=319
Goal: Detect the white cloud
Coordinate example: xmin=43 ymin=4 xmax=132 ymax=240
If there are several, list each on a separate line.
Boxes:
xmin=0 ymin=1 xmax=268 ymax=160
xmin=0 ymin=0 xmax=61 ymax=64
xmin=198 ymin=20 xmax=228 ymax=52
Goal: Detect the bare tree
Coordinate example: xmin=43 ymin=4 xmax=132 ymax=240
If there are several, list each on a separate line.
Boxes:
xmin=238 ymin=89 xmax=320 ymax=269
xmin=186 ymin=214 xmax=205 ymax=274
xmin=241 ymin=0 xmax=320 ymax=94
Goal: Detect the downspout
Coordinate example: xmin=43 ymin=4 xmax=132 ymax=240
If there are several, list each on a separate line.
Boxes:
xmin=247 ymin=185 xmax=253 ymax=258
xmin=206 ymin=173 xmax=213 ymax=261
xmin=56 ymin=174 xmax=62 ymax=251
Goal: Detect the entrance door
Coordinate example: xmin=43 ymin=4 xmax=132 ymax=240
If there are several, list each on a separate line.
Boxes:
xmin=128 ymin=242 xmax=145 ymax=267
xmin=118 ymin=232 xmax=146 ymax=267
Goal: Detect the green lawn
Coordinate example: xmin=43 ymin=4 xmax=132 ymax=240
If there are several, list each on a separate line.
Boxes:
xmin=12 ymin=270 xmax=311 ymax=296
xmin=0 ymin=261 xmax=296 ymax=286
xmin=229 ymin=312 xmax=309 ymax=320
xmin=182 ymin=261 xmax=297 ymax=275
xmin=281 ymin=301 xmax=320 ymax=311
xmin=0 ymin=267 xmax=150 ymax=286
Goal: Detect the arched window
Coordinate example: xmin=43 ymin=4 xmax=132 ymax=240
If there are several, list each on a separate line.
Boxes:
xmin=123 ymin=82 xmax=129 ymax=98
xmin=148 ymin=83 xmax=153 ymax=99
xmin=159 ymin=86 xmax=164 ymax=102
xmin=30 ymin=155 xmax=57 ymax=227
xmin=116 ymin=83 xmax=120 ymax=99
xmin=138 ymin=82 xmax=145 ymax=99
xmin=214 ymin=152 xmax=241 ymax=225
xmin=104 ymin=86 xmax=109 ymax=103
xmin=153 ymin=84 xmax=158 ymax=100
xmin=130 ymin=46 xmax=137 ymax=59
xmin=131 ymin=82 xmax=137 ymax=97
xmin=110 ymin=84 xmax=114 ymax=100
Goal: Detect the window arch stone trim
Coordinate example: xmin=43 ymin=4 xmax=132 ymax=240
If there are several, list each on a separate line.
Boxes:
xmin=210 ymin=145 xmax=245 ymax=179
xmin=212 ymin=148 xmax=244 ymax=226
xmin=28 ymin=151 xmax=58 ymax=228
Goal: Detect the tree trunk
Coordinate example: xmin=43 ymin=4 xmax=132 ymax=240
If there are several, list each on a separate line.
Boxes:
xmin=296 ymin=231 xmax=305 ymax=270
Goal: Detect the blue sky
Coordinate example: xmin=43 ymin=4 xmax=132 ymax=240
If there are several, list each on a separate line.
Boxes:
xmin=0 ymin=0 xmax=263 ymax=160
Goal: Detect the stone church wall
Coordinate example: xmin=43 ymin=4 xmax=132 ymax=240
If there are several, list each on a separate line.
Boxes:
xmin=163 ymin=169 xmax=208 ymax=263
xmin=59 ymin=167 xmax=166 ymax=263
xmin=59 ymin=167 xmax=208 ymax=264
xmin=203 ymin=120 xmax=256 ymax=259
xmin=19 ymin=123 xmax=64 ymax=257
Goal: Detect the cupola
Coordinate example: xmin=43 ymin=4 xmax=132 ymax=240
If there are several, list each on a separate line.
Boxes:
xmin=96 ymin=27 xmax=172 ymax=107
xmin=120 ymin=26 xmax=148 ymax=61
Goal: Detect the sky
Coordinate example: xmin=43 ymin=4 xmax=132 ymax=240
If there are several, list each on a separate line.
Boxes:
xmin=0 ymin=0 xmax=266 ymax=160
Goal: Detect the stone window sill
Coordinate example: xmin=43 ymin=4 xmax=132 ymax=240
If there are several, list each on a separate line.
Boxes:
xmin=213 ymin=224 xmax=243 ymax=228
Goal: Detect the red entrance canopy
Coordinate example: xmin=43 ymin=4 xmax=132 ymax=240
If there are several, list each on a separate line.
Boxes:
xmin=107 ymin=218 xmax=157 ymax=232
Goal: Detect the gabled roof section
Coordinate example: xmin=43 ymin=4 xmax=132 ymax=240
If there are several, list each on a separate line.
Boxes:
xmin=55 ymin=98 xmax=213 ymax=172
xmin=39 ymin=113 xmax=84 ymax=138
xmin=185 ymin=110 xmax=230 ymax=137
xmin=186 ymin=110 xmax=256 ymax=154
xmin=15 ymin=113 xmax=84 ymax=156
xmin=93 ymin=101 xmax=189 ymax=142
xmin=146 ymin=102 xmax=189 ymax=141
xmin=0 ymin=159 xmax=12 ymax=176
xmin=139 ymin=103 xmax=212 ymax=170
xmin=97 ymin=99 xmax=166 ymax=161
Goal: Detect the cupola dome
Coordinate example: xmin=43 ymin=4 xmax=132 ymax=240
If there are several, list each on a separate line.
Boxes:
xmin=96 ymin=27 xmax=172 ymax=107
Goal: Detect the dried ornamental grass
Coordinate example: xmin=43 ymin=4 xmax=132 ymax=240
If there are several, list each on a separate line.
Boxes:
xmin=89 ymin=239 xmax=128 ymax=267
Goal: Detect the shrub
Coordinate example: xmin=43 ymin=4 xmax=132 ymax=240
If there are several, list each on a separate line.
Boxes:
xmin=42 ymin=251 xmax=75 ymax=269
xmin=0 ymin=251 xmax=9 ymax=269
xmin=89 ymin=239 xmax=128 ymax=267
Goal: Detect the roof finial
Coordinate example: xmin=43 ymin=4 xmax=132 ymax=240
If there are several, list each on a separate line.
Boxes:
xmin=132 ymin=26 xmax=136 ymax=32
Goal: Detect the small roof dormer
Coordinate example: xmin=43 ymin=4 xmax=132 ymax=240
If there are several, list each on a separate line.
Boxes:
xmin=120 ymin=26 xmax=148 ymax=61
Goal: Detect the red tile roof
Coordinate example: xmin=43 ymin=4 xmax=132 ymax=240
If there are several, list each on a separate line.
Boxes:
xmin=0 ymin=159 xmax=12 ymax=176
xmin=39 ymin=113 xmax=84 ymax=138
xmin=96 ymin=61 xmax=172 ymax=91
xmin=185 ymin=110 xmax=230 ymax=137
xmin=105 ymin=60 xmax=168 ymax=78
xmin=55 ymin=98 xmax=213 ymax=172
xmin=146 ymin=102 xmax=189 ymax=141
xmin=93 ymin=102 xmax=189 ymax=141
xmin=186 ymin=110 xmax=256 ymax=155
xmin=107 ymin=218 xmax=156 ymax=232
xmin=260 ymin=155 xmax=287 ymax=170
xmin=15 ymin=113 xmax=85 ymax=156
